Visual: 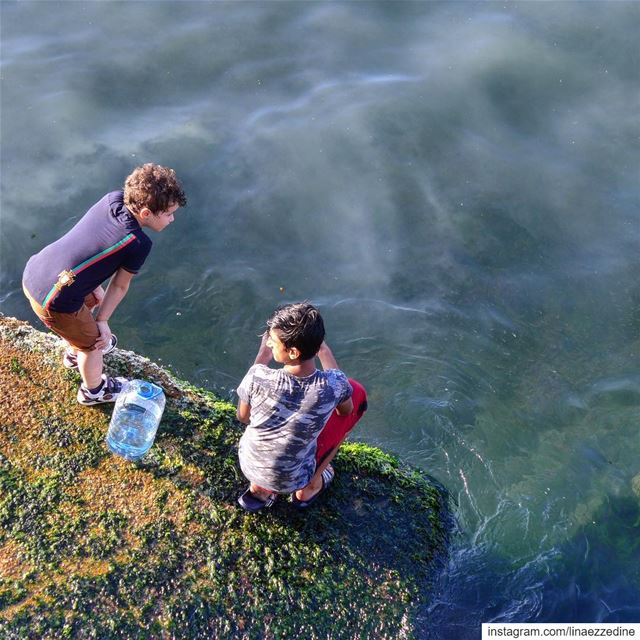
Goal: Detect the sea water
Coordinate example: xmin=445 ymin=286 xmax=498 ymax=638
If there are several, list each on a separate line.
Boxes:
xmin=106 ymin=381 xmax=165 ymax=461
xmin=2 ymin=2 xmax=639 ymax=634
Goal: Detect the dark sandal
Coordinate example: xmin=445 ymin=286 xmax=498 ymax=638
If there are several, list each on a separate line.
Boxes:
xmin=292 ymin=466 xmax=335 ymax=509
xmin=238 ymin=488 xmax=277 ymax=513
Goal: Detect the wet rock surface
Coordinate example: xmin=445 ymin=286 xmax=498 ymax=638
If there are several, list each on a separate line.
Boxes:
xmin=0 ymin=314 xmax=451 ymax=639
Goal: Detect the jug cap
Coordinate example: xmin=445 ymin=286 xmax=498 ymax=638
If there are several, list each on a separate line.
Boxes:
xmin=135 ymin=381 xmax=164 ymax=400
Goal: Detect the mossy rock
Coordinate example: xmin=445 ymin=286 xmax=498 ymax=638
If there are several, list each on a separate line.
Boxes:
xmin=0 ymin=314 xmax=451 ymax=639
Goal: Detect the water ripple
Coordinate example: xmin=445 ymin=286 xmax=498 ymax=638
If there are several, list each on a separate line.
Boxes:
xmin=245 ymin=73 xmax=419 ymax=127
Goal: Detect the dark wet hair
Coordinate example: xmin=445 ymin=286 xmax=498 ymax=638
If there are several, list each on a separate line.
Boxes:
xmin=267 ymin=302 xmax=325 ymax=361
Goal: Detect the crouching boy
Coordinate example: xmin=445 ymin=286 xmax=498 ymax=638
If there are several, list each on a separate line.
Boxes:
xmin=22 ymin=163 xmax=186 ymax=405
xmin=236 ymin=302 xmax=367 ymax=512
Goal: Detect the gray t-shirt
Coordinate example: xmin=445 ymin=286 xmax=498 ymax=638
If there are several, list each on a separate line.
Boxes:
xmin=236 ymin=364 xmax=352 ymax=493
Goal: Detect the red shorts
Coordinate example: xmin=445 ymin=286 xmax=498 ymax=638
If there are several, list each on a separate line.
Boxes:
xmin=316 ymin=379 xmax=368 ymax=464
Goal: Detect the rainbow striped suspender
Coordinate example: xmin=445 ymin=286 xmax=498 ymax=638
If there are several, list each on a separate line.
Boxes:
xmin=42 ymin=233 xmax=136 ymax=309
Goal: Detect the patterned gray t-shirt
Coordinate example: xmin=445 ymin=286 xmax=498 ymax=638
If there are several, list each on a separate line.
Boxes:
xmin=236 ymin=365 xmax=352 ymax=493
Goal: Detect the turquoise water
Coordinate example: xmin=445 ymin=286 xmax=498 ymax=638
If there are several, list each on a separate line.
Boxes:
xmin=1 ymin=2 xmax=639 ymax=636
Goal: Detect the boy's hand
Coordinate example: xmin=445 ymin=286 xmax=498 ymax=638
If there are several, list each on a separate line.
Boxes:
xmin=254 ymin=331 xmax=272 ymax=365
xmin=92 ymin=285 xmax=106 ymax=305
xmin=85 ymin=285 xmax=106 ymax=312
xmin=94 ymin=321 xmax=112 ymax=352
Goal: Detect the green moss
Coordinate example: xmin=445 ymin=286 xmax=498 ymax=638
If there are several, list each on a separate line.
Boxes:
xmin=0 ymin=315 xmax=451 ymax=639
xmin=9 ymin=358 xmax=27 ymax=378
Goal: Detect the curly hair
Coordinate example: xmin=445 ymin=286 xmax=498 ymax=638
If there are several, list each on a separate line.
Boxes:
xmin=267 ymin=302 xmax=325 ymax=361
xmin=124 ymin=164 xmax=187 ymax=214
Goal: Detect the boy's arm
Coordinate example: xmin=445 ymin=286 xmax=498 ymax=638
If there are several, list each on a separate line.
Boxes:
xmin=94 ymin=268 xmax=135 ymax=350
xmin=336 ymin=396 xmax=354 ymax=416
xmin=318 ymin=342 xmax=354 ymax=416
xmin=236 ymin=333 xmax=271 ymax=422
xmin=317 ymin=341 xmax=339 ymax=370
xmin=237 ymin=400 xmax=251 ymax=424
xmin=253 ymin=332 xmax=272 ymax=365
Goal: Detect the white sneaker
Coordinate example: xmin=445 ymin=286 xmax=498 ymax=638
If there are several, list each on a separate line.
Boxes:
xmin=77 ymin=374 xmax=127 ymax=406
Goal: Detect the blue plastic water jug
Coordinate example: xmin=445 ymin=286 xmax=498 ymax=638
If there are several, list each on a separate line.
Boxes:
xmin=106 ymin=380 xmax=166 ymax=461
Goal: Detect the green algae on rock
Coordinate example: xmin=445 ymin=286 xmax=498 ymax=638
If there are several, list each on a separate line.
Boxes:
xmin=0 ymin=314 xmax=451 ymax=639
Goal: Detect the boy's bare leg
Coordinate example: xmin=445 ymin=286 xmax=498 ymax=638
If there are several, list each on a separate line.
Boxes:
xmin=63 ymin=339 xmax=77 ymax=355
xmin=295 ymin=443 xmax=341 ymax=502
xmin=76 ymin=348 xmax=104 ymax=389
xmin=249 ymin=482 xmax=276 ymax=500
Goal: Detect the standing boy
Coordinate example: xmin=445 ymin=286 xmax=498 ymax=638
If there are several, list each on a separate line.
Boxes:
xmin=236 ymin=302 xmax=368 ymax=512
xmin=22 ymin=163 xmax=186 ymax=405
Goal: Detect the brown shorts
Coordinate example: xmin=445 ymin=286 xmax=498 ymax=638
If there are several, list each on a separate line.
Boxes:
xmin=23 ymin=286 xmax=100 ymax=351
